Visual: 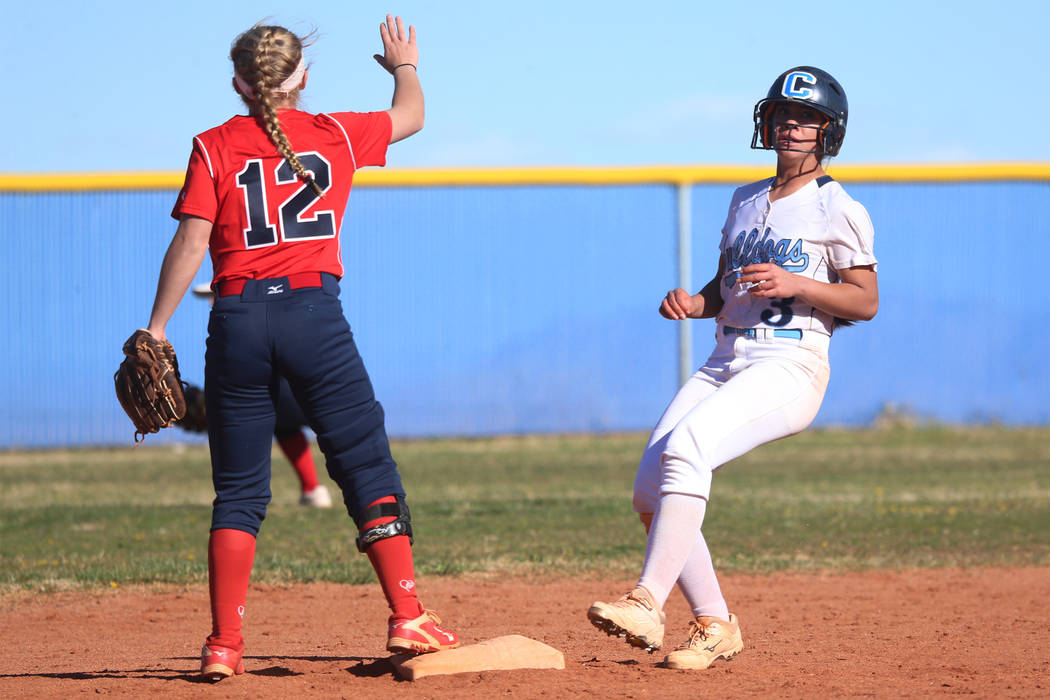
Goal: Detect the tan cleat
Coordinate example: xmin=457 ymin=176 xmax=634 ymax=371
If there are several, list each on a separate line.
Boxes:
xmin=587 ymin=586 xmax=666 ymax=653
xmin=663 ymin=613 xmax=743 ymax=670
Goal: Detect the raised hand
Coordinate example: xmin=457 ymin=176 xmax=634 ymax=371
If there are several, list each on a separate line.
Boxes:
xmin=373 ymin=14 xmax=418 ymax=74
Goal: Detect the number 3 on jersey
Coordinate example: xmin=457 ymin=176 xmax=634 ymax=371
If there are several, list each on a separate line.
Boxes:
xmin=760 ymin=296 xmax=795 ymax=326
xmin=236 ymin=151 xmax=335 ymax=249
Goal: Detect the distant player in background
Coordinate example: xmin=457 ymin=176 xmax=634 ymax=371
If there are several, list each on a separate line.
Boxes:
xmin=587 ymin=66 xmax=878 ymax=670
xmin=143 ymin=17 xmax=459 ymax=682
xmin=180 ymin=283 xmax=332 ymax=508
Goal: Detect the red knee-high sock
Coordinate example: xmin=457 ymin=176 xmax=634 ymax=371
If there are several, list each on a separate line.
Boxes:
xmin=362 ymin=495 xmax=423 ymax=621
xmin=207 ymin=528 xmax=256 ymax=651
xmin=277 ymin=432 xmax=319 ymax=492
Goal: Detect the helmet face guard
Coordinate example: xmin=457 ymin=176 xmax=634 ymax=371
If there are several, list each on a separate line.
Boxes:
xmin=751 ymin=67 xmax=848 ymax=157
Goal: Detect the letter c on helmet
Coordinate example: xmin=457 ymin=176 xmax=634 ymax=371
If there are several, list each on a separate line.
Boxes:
xmin=782 ymin=71 xmax=816 ymax=99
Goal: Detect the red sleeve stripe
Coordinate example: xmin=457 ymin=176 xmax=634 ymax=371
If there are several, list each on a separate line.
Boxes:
xmin=193 ymin=136 xmax=215 ymax=179
xmin=319 ymin=113 xmax=357 ymax=171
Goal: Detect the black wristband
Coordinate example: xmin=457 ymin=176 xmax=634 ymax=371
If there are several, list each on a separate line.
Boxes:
xmin=393 ymin=63 xmax=417 ymax=72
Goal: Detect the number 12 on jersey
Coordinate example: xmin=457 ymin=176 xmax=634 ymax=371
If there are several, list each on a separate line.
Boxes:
xmin=236 ymin=151 xmax=336 ymax=249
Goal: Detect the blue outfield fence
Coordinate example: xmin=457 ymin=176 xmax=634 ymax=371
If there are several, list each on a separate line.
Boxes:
xmin=1 ymin=166 xmax=1047 ymax=448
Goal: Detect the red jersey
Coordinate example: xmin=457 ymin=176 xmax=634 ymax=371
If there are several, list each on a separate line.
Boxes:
xmin=171 ymin=110 xmax=392 ymax=283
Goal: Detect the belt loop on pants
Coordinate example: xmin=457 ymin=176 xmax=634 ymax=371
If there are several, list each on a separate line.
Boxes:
xmin=216 ymin=272 xmax=326 ymax=297
xmin=722 ymin=325 xmax=803 ymax=341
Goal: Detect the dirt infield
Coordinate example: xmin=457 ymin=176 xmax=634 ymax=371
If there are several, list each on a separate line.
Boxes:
xmin=2 ymin=567 xmax=1048 ymax=698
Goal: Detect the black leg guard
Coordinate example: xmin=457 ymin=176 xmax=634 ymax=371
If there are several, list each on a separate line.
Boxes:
xmin=355 ymin=495 xmax=413 ymax=553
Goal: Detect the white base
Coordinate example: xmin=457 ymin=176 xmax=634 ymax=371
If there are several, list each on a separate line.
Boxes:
xmin=391 ymin=634 xmax=565 ymax=680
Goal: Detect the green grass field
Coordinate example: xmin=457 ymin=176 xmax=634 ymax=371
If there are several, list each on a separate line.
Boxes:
xmin=1 ymin=426 xmax=1047 ymax=591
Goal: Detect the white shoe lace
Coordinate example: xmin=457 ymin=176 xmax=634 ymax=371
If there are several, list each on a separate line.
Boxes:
xmin=680 ymin=619 xmax=711 ymax=649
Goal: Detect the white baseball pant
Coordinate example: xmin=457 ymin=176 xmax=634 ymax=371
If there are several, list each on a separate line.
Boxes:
xmin=633 ymin=328 xmax=831 ymax=513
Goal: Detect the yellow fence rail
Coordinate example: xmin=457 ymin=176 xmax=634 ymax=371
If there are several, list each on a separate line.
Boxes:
xmin=2 ymin=162 xmax=1049 ymax=192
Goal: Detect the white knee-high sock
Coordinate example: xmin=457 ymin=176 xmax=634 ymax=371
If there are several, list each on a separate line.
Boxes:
xmin=676 ymin=529 xmax=729 ymax=620
xmin=636 ymin=493 xmax=706 ymax=608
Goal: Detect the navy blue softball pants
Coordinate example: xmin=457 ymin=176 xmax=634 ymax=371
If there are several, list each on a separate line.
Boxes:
xmin=204 ymin=273 xmax=404 ymax=534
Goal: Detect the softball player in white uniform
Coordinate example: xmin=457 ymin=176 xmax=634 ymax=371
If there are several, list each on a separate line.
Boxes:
xmin=588 ymin=66 xmax=879 ymax=670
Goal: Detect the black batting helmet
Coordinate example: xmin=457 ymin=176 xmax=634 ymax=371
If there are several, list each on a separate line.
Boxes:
xmin=751 ymin=66 xmax=848 ymax=156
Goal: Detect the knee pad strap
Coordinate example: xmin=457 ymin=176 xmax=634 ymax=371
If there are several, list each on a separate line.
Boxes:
xmin=355 ymin=496 xmax=413 ymax=552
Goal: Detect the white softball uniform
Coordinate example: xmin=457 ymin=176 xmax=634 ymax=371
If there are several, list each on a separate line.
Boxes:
xmin=633 ymin=175 xmax=876 ymax=513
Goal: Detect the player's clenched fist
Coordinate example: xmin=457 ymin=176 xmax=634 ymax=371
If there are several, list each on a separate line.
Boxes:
xmin=660 ymin=288 xmax=699 ymax=320
xmin=373 ymin=15 xmax=418 ymax=74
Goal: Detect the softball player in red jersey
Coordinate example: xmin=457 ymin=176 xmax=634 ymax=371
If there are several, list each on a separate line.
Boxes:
xmin=143 ymin=17 xmax=459 ymax=681
xmin=588 ymin=66 xmax=878 ymax=670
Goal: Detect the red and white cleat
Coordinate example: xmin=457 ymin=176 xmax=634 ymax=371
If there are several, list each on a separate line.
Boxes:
xmin=386 ymin=610 xmax=460 ymax=654
xmin=200 ymin=643 xmax=245 ymax=681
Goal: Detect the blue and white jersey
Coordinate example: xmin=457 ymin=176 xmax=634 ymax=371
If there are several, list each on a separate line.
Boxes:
xmin=716 ymin=175 xmax=877 ymax=336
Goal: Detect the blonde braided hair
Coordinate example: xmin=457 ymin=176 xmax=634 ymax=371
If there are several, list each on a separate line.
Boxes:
xmin=230 ymin=25 xmax=323 ymax=196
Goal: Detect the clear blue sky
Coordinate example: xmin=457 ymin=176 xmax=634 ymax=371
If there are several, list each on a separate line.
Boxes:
xmin=7 ymin=0 xmax=1048 ymax=172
